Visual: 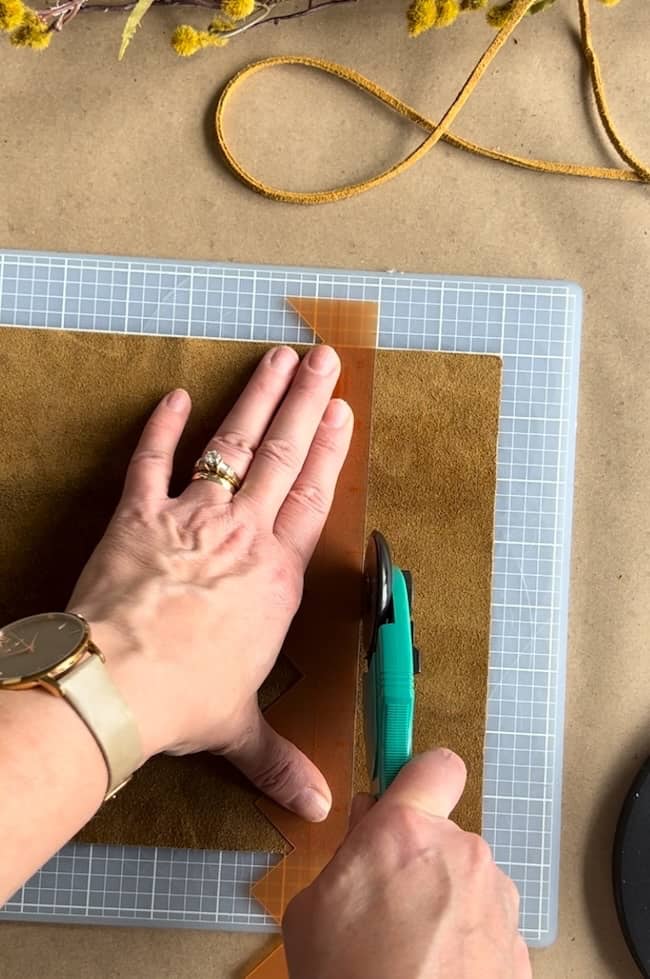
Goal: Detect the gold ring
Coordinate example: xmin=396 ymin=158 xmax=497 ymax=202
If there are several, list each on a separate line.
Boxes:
xmin=193 ymin=450 xmax=242 ymax=492
xmin=191 ymin=472 xmax=238 ymax=495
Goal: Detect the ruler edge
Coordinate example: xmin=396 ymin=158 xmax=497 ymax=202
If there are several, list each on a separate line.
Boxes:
xmin=540 ymin=281 xmax=582 ymax=947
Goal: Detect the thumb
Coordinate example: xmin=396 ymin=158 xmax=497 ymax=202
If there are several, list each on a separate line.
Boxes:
xmin=379 ymin=748 xmax=467 ymax=820
xmin=219 ymin=702 xmax=332 ymax=823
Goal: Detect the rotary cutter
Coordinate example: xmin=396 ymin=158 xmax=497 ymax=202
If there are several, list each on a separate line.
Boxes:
xmin=362 ymin=530 xmax=420 ymax=796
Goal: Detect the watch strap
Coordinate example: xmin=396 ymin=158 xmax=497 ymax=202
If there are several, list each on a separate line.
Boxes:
xmin=58 ymin=650 xmax=143 ymax=800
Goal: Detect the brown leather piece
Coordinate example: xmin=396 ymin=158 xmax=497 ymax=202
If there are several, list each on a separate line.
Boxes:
xmin=355 ymin=350 xmax=502 ymax=837
xmin=0 ymin=326 xmax=500 ymax=851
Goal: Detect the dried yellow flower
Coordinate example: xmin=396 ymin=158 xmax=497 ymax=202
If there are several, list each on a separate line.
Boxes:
xmin=486 ymin=0 xmax=515 ymax=26
xmin=407 ymin=0 xmax=437 ymax=35
xmin=171 ymin=23 xmax=227 ymax=56
xmin=408 ymin=0 xmax=459 ymax=34
xmin=220 ymin=0 xmax=254 ymax=20
xmin=436 ymin=0 xmax=459 ymax=26
xmin=0 ymin=0 xmax=24 ymax=31
xmin=598 ymin=0 xmax=621 ymax=5
xmin=9 ymin=7 xmax=51 ymax=47
xmin=172 ymin=25 xmax=203 ymax=55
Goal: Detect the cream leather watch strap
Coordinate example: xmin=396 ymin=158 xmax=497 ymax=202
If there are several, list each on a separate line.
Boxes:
xmin=58 ymin=652 xmax=143 ymax=800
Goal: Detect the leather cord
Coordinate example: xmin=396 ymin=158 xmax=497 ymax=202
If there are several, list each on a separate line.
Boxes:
xmin=214 ymin=0 xmax=648 ymax=205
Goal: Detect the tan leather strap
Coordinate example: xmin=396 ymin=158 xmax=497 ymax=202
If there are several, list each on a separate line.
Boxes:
xmin=58 ymin=651 xmax=143 ymax=800
xmin=214 ymin=0 xmax=647 ymax=205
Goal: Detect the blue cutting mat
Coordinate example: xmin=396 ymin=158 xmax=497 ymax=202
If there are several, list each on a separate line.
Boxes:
xmin=0 ymin=250 xmax=582 ymax=947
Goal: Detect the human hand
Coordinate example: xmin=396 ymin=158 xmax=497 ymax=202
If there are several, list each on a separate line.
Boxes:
xmin=283 ymin=749 xmax=531 ymax=979
xmin=68 ymin=344 xmax=352 ymax=823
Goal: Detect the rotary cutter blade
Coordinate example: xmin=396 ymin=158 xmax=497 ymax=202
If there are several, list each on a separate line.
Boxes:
xmin=362 ymin=530 xmax=419 ymax=796
xmin=362 ymin=529 xmax=393 ymax=657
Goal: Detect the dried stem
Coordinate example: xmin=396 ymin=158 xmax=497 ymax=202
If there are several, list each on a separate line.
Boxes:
xmin=41 ymin=0 xmax=357 ymax=31
xmin=79 ymin=0 xmax=218 ymax=9
xmin=266 ymin=0 xmax=358 ymax=26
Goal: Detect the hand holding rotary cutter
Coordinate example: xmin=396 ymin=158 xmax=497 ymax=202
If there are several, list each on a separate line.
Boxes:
xmin=362 ymin=530 xmax=420 ymax=796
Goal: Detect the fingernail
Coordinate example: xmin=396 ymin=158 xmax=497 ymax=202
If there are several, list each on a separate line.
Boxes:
xmin=307 ymin=344 xmax=338 ymax=375
xmin=270 ymin=346 xmax=298 ymax=373
xmin=323 ymin=399 xmax=351 ymax=428
xmin=293 ymin=787 xmax=331 ymax=822
xmin=166 ymin=389 xmax=189 ymax=412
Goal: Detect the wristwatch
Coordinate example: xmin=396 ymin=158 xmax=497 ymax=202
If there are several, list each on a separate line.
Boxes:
xmin=0 ymin=612 xmax=143 ymax=800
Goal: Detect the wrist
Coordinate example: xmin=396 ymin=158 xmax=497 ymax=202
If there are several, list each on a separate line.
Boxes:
xmin=0 ymin=681 xmax=107 ymax=804
xmin=0 ymin=684 xmax=109 ymax=904
xmin=86 ymin=619 xmax=171 ymax=762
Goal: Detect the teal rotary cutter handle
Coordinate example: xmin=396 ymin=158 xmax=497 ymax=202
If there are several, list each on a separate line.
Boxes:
xmin=362 ymin=530 xmax=420 ymax=796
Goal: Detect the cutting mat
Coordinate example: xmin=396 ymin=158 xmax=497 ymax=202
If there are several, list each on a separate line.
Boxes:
xmin=0 ymin=249 xmax=581 ymax=947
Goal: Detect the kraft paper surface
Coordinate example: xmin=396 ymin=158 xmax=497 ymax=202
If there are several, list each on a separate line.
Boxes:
xmin=4 ymin=2 xmax=648 ymax=974
xmin=0 ymin=326 xmax=500 ymax=851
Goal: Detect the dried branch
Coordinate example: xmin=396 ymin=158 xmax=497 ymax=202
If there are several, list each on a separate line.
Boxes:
xmin=77 ymin=0 xmax=217 ymax=10
xmin=266 ymin=0 xmax=358 ymax=27
xmin=42 ymin=0 xmax=356 ymax=29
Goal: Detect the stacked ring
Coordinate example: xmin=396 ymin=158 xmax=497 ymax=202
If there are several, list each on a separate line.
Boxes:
xmin=192 ymin=450 xmax=242 ymax=495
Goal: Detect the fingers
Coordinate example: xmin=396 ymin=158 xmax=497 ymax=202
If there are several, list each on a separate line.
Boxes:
xmin=121 ymin=389 xmax=191 ymax=504
xmin=237 ymin=345 xmax=341 ymax=519
xmin=348 ymin=793 xmax=375 ymax=833
xmin=184 ymin=346 xmax=300 ymax=505
xmin=220 ymin=702 xmax=332 ymax=823
xmin=274 ymin=398 xmax=353 ymax=566
xmin=380 ymin=749 xmax=467 ymax=820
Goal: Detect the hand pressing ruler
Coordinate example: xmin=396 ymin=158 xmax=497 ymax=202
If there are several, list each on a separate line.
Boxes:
xmin=0 ymin=249 xmax=582 ymax=946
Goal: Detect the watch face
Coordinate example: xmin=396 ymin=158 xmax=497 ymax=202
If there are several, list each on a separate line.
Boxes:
xmin=0 ymin=613 xmax=86 ymax=683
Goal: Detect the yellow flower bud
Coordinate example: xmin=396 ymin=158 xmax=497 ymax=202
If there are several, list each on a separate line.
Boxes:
xmin=436 ymin=0 xmax=459 ymax=26
xmin=408 ymin=0 xmax=460 ymax=34
xmin=0 ymin=0 xmax=25 ymax=31
xmin=407 ymin=0 xmax=437 ymax=35
xmin=171 ymin=25 xmax=202 ymax=56
xmin=486 ymin=0 xmax=515 ymax=27
xmin=9 ymin=8 xmax=51 ymax=48
xmin=220 ymin=0 xmax=254 ymax=20
xmin=171 ymin=23 xmax=228 ymax=56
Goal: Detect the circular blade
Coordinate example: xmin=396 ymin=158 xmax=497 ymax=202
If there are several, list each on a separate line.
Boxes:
xmin=362 ymin=530 xmax=393 ymax=656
